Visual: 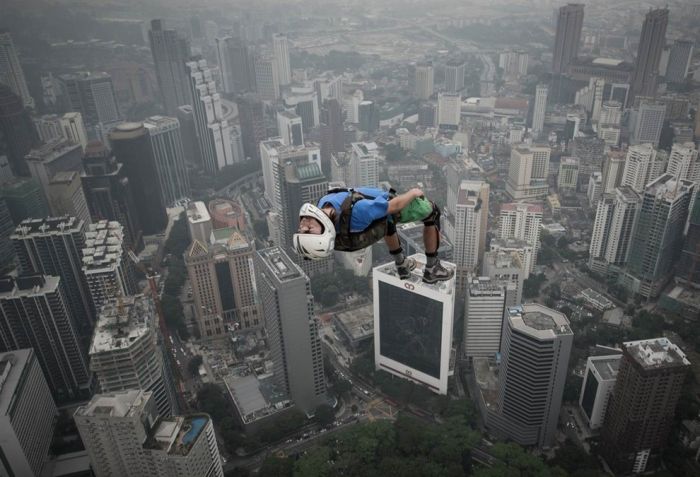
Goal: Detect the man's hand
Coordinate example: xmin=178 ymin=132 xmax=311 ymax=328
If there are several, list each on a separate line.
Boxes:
xmin=387 ymin=188 xmax=426 ymax=215
xmin=407 ymin=188 xmax=424 ymax=199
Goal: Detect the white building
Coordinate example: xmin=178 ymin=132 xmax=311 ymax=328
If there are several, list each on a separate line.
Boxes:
xmin=532 ymin=84 xmax=548 ymax=135
xmin=579 ymin=354 xmax=621 ymax=430
xmin=82 ymin=220 xmax=138 ymax=311
xmin=75 ymin=390 xmax=223 ymax=477
xmin=350 ymin=142 xmax=379 ymax=188
xmin=277 ymin=110 xmax=304 ymax=146
xmin=273 ymin=34 xmax=291 ymax=86
xmin=482 ymin=249 xmax=525 ymax=306
xmin=558 ymin=156 xmax=580 ymax=190
xmin=588 ymin=171 xmax=603 ymax=206
xmin=33 ymin=112 xmax=89 ymax=151
xmin=0 ymin=31 xmax=34 ymax=108
xmin=463 ymin=277 xmax=506 ymax=359
xmin=415 ymin=62 xmax=434 ymax=100
xmin=186 ymin=201 xmax=213 ymax=244
xmin=499 ymin=202 xmax=542 ymax=272
xmin=254 ymin=54 xmax=280 ymax=101
xmin=506 ymin=146 xmax=550 ymax=200
xmin=489 ymin=237 xmax=534 ymax=281
xmin=260 ymin=138 xmax=321 ymax=209
xmin=186 ymin=59 xmax=234 ymax=173
xmin=630 ymin=101 xmax=666 ymax=147
xmin=343 ymin=90 xmax=363 ymax=123
xmin=0 ymin=349 xmax=57 ymax=477
xmin=620 ymin=143 xmax=667 ymax=194
xmin=666 ymin=142 xmax=700 ymax=183
xmin=602 ymin=149 xmax=627 ymax=194
xmin=437 ymin=92 xmax=461 ymax=129
xmin=373 ymin=255 xmax=456 ymax=395
xmin=589 ymin=187 xmax=640 ymax=273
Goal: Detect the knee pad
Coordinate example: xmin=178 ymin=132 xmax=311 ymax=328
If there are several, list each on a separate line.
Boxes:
xmin=386 ymin=220 xmax=397 ymax=236
xmin=422 ymin=202 xmax=441 ymax=231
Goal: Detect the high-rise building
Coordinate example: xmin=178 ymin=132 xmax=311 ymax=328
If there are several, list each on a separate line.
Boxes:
xmin=665 ymin=40 xmax=693 ymax=84
xmin=444 ymin=60 xmax=465 ymax=93
xmin=358 ymin=100 xmax=379 ymax=133
xmin=279 ymin=162 xmax=328 ymax=251
xmin=499 ymin=50 xmax=529 ymax=80
xmin=631 ymin=8 xmax=668 ymax=98
xmin=630 ymin=101 xmax=666 ymax=146
xmin=148 ymin=20 xmax=193 ymax=115
xmin=109 ymin=123 xmax=168 ymax=235
xmin=24 ymin=139 xmax=83 ymax=202
xmin=350 ymin=141 xmax=379 ymax=189
xmin=437 ymin=92 xmax=461 ymax=130
xmin=579 ymin=354 xmax=621 ymax=431
xmin=558 ymin=156 xmax=580 ymax=191
xmin=463 ymin=277 xmax=505 ymax=360
xmin=415 ymin=62 xmax=434 ymax=100
xmin=499 ymin=202 xmax=542 ymax=272
xmin=143 ymin=116 xmax=191 ymax=205
xmin=588 ymin=187 xmax=640 ymax=273
xmin=81 ymin=141 xmax=142 ymax=251
xmin=599 ymin=101 xmax=622 ymax=127
xmin=254 ymin=54 xmax=280 ymax=101
xmin=531 ymin=84 xmax=548 ymax=134
xmin=255 ymin=247 xmax=326 ymax=414
xmin=260 ymin=138 xmax=321 ymax=210
xmin=552 ymin=4 xmax=584 ymax=74
xmin=373 ymin=255 xmax=456 ymax=395
xmin=482 ymin=249 xmax=525 ymax=307
xmin=176 ymin=105 xmax=204 ymax=166
xmin=186 ymin=201 xmax=213 ymax=244
xmin=57 ymin=72 xmax=122 ymax=138
xmin=0 ymin=274 xmax=91 ymax=402
xmin=489 ymin=237 xmax=534 ymax=281
xmin=89 ymin=295 xmax=177 ymax=417
xmin=0 ymin=31 xmax=34 ymax=109
xmin=277 ymin=110 xmax=304 ymax=146
xmin=444 ymin=180 xmax=489 ymax=289
xmin=46 ymin=171 xmax=91 ymax=224
xmin=75 ymin=390 xmax=223 ymax=477
xmin=489 ymin=304 xmax=573 ymax=447
xmin=215 ymin=36 xmax=254 ymax=94
xmin=417 ymin=101 xmax=436 ymax=128
xmin=273 ymin=34 xmax=292 ymax=86
xmin=0 ymin=177 xmax=46 ymax=225
xmin=625 ymin=174 xmax=694 ymax=299
xmin=0 ymin=199 xmax=14 ymax=267
xmin=81 ymin=220 xmax=138 ymax=311
xmin=0 ymin=85 xmax=38 ymax=176
xmin=506 ymin=146 xmax=550 ymax=200
xmin=601 ymin=338 xmax=689 ymax=474
xmin=601 ymin=148 xmax=626 ymax=194
xmin=677 ymin=193 xmax=700 ymax=286
xmin=34 ymin=112 xmax=89 ymax=151
xmin=666 ymin=142 xmax=700 ymax=183
xmin=186 ymin=59 xmax=234 ymax=173
xmin=0 ymin=349 xmax=57 ymax=477
xmin=12 ymin=216 xmax=94 ymax=334
xmin=319 ymin=98 xmax=344 ymax=175
xmin=620 ymin=143 xmax=667 ymax=193
xmin=236 ymin=93 xmax=266 ymax=161
xmin=185 ymin=229 xmax=262 ymax=338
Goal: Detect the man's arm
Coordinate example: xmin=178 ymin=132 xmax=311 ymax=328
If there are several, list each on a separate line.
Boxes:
xmin=387 ymin=188 xmax=424 ymax=215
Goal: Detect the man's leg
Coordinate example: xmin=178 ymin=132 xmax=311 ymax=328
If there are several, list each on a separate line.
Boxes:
xmin=385 ymin=220 xmax=415 ymax=279
xmin=421 ymin=202 xmax=454 ymax=284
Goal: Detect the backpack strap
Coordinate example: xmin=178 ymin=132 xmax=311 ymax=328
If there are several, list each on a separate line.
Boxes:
xmin=338 ymin=191 xmax=365 ymax=238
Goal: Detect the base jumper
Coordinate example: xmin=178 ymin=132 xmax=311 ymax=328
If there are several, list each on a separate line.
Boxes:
xmin=293 ymin=187 xmax=454 ymax=284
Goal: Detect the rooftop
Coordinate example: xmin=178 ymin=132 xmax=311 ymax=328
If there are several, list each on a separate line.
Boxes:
xmin=624 ymin=338 xmax=690 ymax=369
xmin=49 ymin=171 xmax=79 ymax=184
xmin=500 ymin=202 xmax=543 ymax=214
xmin=0 ymin=349 xmax=31 ymax=417
xmin=145 ymin=415 xmax=211 ymax=456
xmin=257 ymin=247 xmax=303 ymax=282
xmin=468 ymin=277 xmax=505 ymax=295
xmin=490 ymin=236 xmax=532 ymax=251
xmin=0 ymin=274 xmax=59 ymax=298
xmin=507 ymin=303 xmax=572 ymax=337
xmin=223 ymin=374 xmax=290 ymax=423
xmin=75 ymin=389 xmax=150 ymax=419
xmin=646 ymin=174 xmax=694 ymax=201
xmin=82 ymin=220 xmax=125 ymax=272
xmin=590 ymin=355 xmax=621 ymax=381
xmin=186 ymin=201 xmax=211 ymax=224
xmin=89 ymin=295 xmax=155 ymax=355
xmin=334 ymin=304 xmax=374 ymax=341
xmin=25 ymin=139 xmax=81 ymax=162
xmin=375 ymin=253 xmax=456 ymax=295
xmin=12 ymin=216 xmax=82 ymax=237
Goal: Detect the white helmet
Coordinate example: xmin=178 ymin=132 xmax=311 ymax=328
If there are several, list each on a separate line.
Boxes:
xmin=293 ymin=203 xmax=336 ymax=260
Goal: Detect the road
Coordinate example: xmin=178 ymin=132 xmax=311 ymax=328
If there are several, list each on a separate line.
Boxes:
xmin=215 ymin=170 xmax=262 ymax=197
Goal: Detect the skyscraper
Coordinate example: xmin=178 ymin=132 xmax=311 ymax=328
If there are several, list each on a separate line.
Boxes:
xmin=0 ymin=85 xmax=38 ymax=176
xmin=89 ymin=295 xmax=177 ymax=417
xmin=444 ymin=180 xmax=489 ymax=289
xmin=254 ymin=54 xmax=280 ymax=101
xmin=277 ymin=110 xmax=304 ymax=146
xmin=273 ymin=34 xmax=292 ymax=87
xmin=185 ymin=230 xmax=262 ymax=338
xmin=482 ymin=249 xmax=525 ymax=307
xmin=46 ymin=171 xmax=91 ymax=224
xmin=625 ymin=174 xmax=694 ymax=299
xmin=0 ymin=31 xmax=34 ymax=109
xmin=12 ymin=216 xmax=95 ymax=334
xmin=490 ymin=304 xmax=573 ymax=447
xmin=319 ymin=98 xmax=344 ymax=175
xmin=552 ymin=4 xmax=584 ymax=74
xmin=255 ymin=247 xmax=326 ymax=414
xmin=601 ymin=338 xmax=689 ymax=474
xmin=444 ymin=60 xmax=466 ymax=93
xmin=57 ymin=72 xmax=122 ymax=138
xmin=665 ymin=40 xmax=694 ymax=84
xmin=186 ymin=59 xmax=234 ymax=173
xmin=666 ymin=142 xmax=700 ymax=183
xmin=373 ymin=255 xmax=456 ymax=395
xmin=557 ymin=156 xmax=580 ymax=191
xmin=109 ymin=123 xmax=168 ymax=235
xmin=237 ymin=93 xmax=266 ymax=161
xmin=75 ymin=390 xmax=223 ymax=477
xmin=24 ymin=139 xmax=83 ymax=203
xmin=415 ymin=62 xmax=434 ymax=100
xmin=0 ymin=199 xmax=14 ymax=267
xmin=631 ymin=8 xmax=668 ymax=98
xmin=81 ymin=220 xmax=138 ymax=311
xmin=437 ymin=92 xmax=461 ymax=130
xmin=186 ymin=201 xmax=212 ymax=244
xmin=148 ymin=19 xmax=193 ymax=115
xmin=677 ymin=193 xmax=700 ymax=286
xmin=33 ymin=112 xmax=89 ymax=151
xmin=260 ymin=138 xmax=322 ymax=210
xmin=358 ymin=100 xmax=379 ymax=133
xmin=215 ymin=36 xmax=254 ymax=94
xmin=579 ymin=354 xmax=621 ymax=431
xmin=630 ymin=100 xmax=666 ymax=147
xmin=0 ymin=349 xmax=57 ymax=477
xmin=143 ymin=116 xmax=191 ymax=205
xmin=0 ymin=177 xmax=47 ymax=225
xmin=531 ymin=84 xmax=548 ymax=134
xmin=350 ymin=141 xmax=379 ymax=189
xmin=499 ymin=202 xmax=542 ymax=272
xmin=601 ymin=148 xmax=626 ymax=194
xmin=620 ymin=143 xmax=666 ymax=194
xmin=0 ymin=274 xmax=91 ymax=402
xmin=81 ymin=141 xmax=142 ymax=251
xmin=588 ymin=187 xmax=640 ymax=273
xmin=463 ymin=277 xmax=505 ymax=360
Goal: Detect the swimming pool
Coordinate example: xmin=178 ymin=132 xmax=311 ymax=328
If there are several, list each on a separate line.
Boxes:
xmin=182 ymin=417 xmax=207 ymax=446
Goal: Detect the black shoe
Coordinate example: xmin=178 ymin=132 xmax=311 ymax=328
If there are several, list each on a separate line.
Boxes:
xmin=396 ymin=257 xmax=416 ymax=279
xmin=423 ymin=262 xmax=454 ymax=284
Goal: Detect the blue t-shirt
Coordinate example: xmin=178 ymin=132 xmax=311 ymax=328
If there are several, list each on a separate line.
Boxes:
xmin=316 ymin=187 xmax=390 ymax=233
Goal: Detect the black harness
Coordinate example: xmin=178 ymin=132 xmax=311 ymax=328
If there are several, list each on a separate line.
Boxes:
xmin=328 ymin=188 xmax=394 ymax=252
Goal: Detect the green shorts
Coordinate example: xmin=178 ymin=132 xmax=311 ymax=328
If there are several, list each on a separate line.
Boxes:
xmin=397 ymin=197 xmax=434 ymax=223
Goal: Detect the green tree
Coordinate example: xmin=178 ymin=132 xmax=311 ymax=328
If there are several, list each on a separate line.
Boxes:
xmin=187 ymin=355 xmax=203 ymax=377
xmin=523 ymin=273 xmax=547 ymax=298
xmin=196 ymin=384 xmax=231 ymax=422
xmin=384 ymin=143 xmax=407 ymax=162
xmin=260 ymin=456 xmax=294 ymax=477
xmin=548 ymin=440 xmax=600 ymax=474
xmin=315 ymin=404 xmax=335 ymax=427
